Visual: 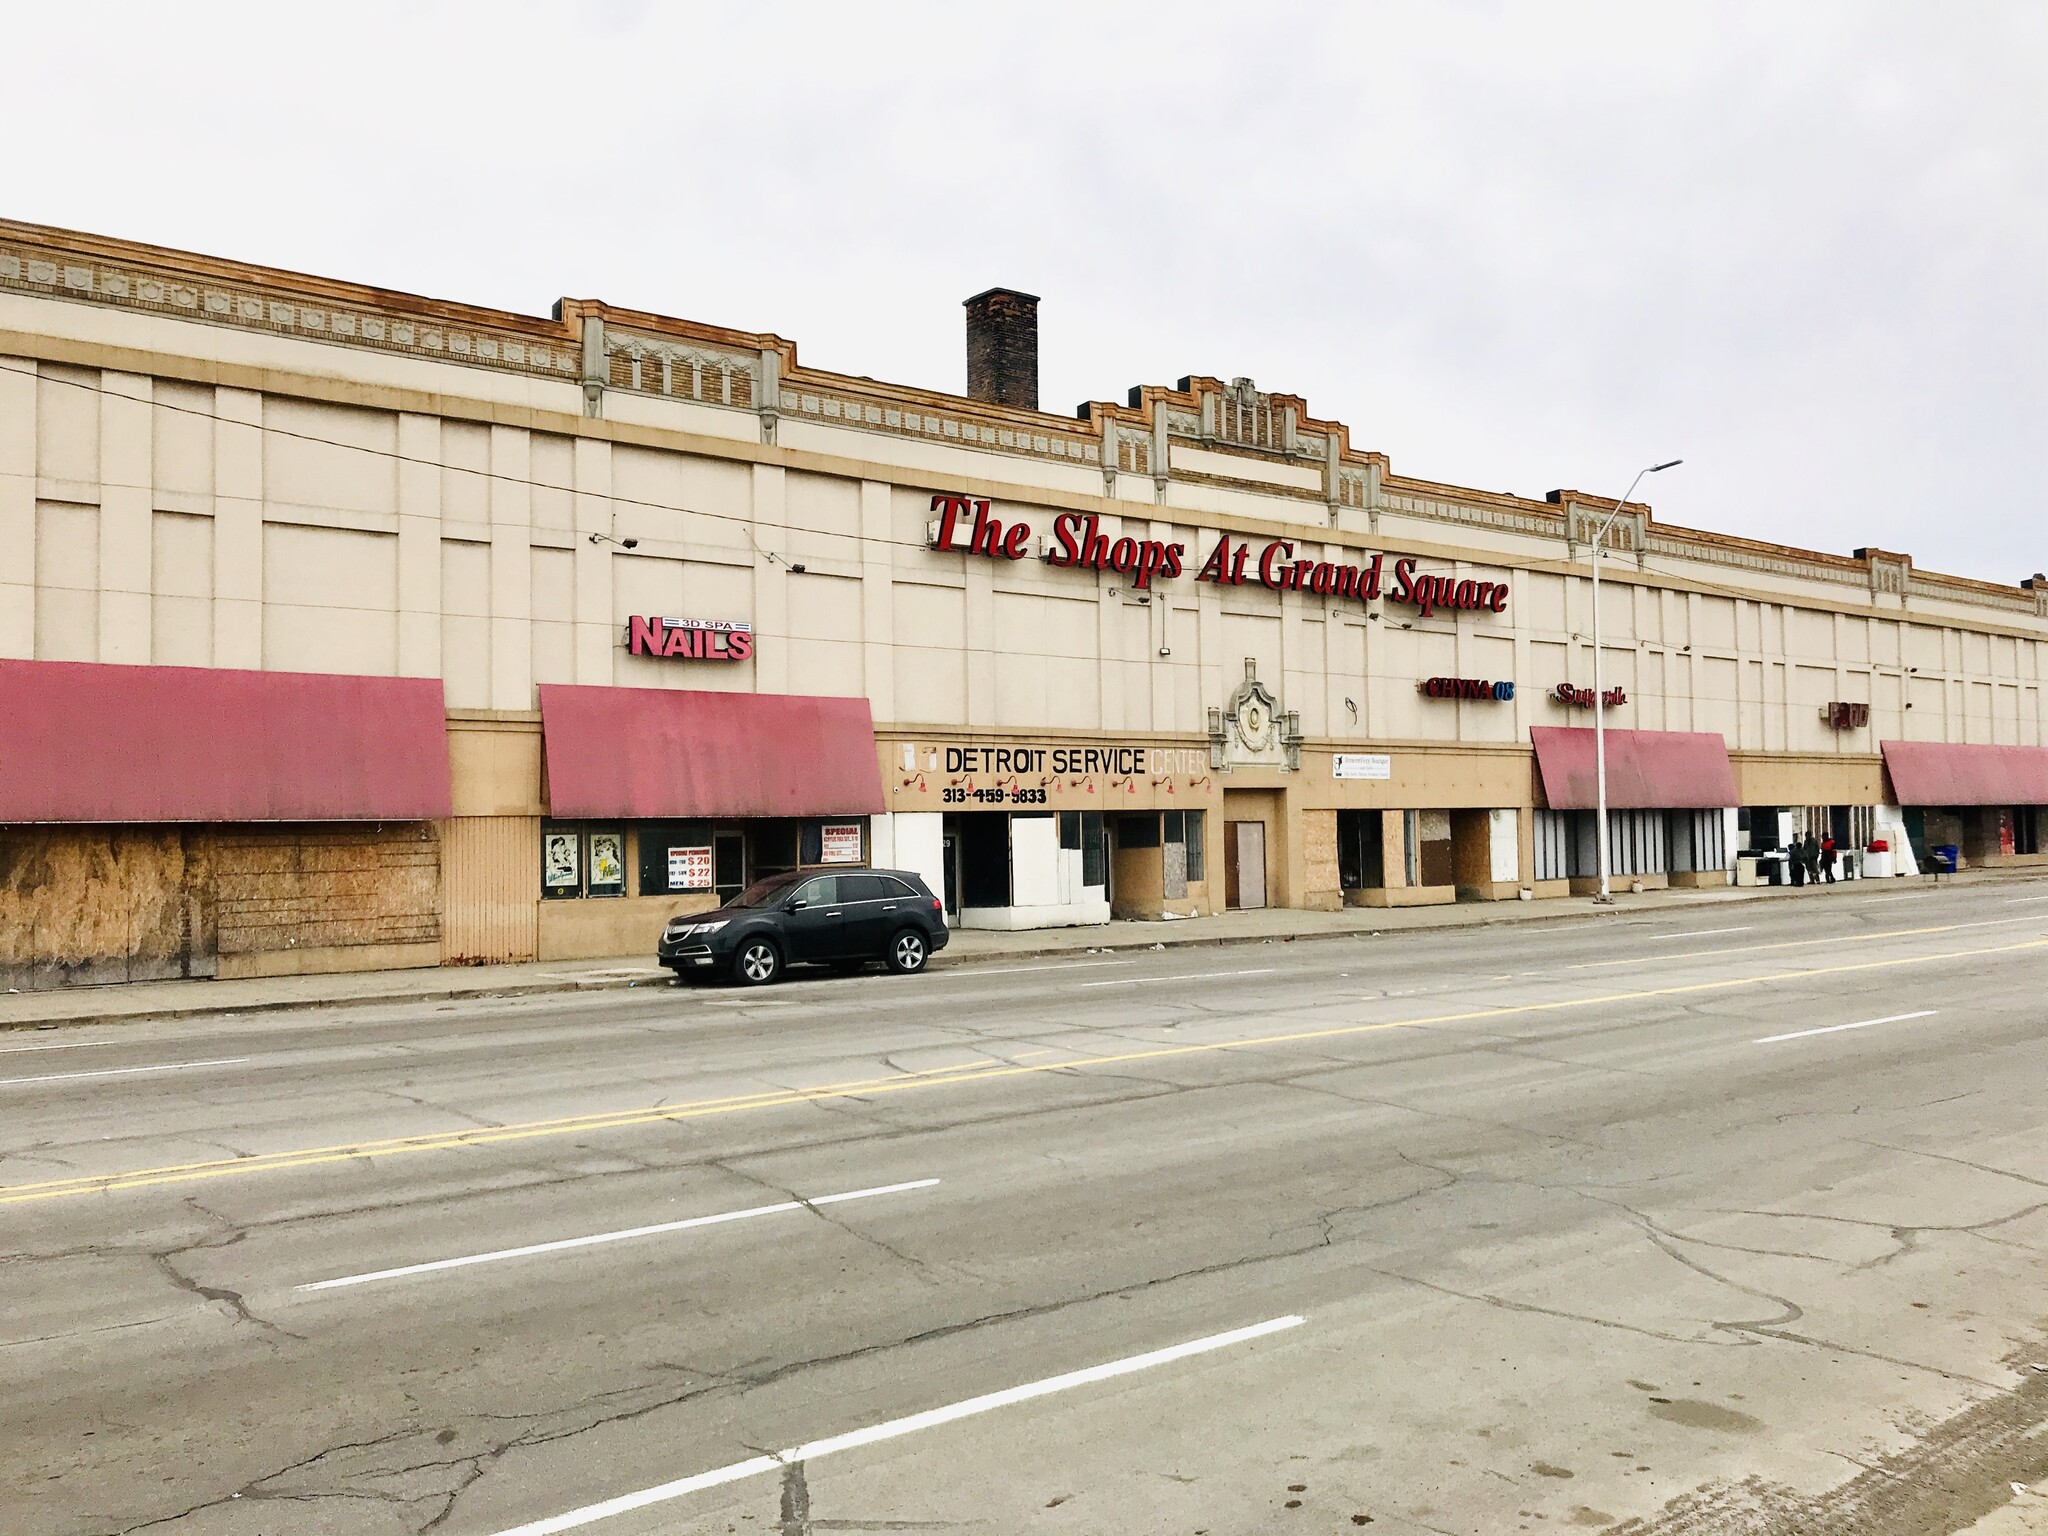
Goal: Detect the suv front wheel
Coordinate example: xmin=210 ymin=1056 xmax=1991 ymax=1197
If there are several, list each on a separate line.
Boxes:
xmin=733 ymin=937 xmax=782 ymax=986
xmin=886 ymin=928 xmax=929 ymax=975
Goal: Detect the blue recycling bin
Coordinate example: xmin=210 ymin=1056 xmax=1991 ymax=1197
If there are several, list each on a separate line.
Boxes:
xmin=1931 ymin=844 xmax=1960 ymax=875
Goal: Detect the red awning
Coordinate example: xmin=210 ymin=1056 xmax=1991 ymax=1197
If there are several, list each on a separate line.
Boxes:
xmin=0 ymin=660 xmax=451 ymax=823
xmin=1880 ymin=741 xmax=2048 ymax=806
xmin=538 ymin=685 xmax=885 ymax=819
xmin=1531 ymin=727 xmax=1739 ymax=811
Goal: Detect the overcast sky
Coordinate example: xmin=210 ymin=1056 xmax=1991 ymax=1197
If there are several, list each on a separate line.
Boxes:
xmin=8 ymin=2 xmax=2043 ymax=583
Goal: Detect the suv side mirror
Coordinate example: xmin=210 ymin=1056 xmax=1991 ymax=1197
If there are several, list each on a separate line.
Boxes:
xmin=784 ymin=897 xmax=806 ymax=913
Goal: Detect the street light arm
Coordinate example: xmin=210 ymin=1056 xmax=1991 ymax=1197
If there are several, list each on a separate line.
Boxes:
xmin=1590 ymin=458 xmax=1680 ymax=548
xmin=1591 ymin=469 xmax=1649 ymax=549
xmin=1586 ymin=457 xmax=1679 ymax=905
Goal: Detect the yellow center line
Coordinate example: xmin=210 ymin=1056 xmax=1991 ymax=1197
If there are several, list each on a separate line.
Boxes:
xmin=6 ymin=934 xmax=2043 ymax=1208
xmin=1568 ymin=916 xmax=2027 ymax=970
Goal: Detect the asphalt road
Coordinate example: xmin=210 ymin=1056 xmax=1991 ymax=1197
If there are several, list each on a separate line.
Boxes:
xmin=6 ymin=881 xmax=2048 ymax=1536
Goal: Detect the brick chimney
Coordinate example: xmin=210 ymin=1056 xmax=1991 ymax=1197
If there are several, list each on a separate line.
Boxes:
xmin=964 ymin=287 xmax=1039 ymax=411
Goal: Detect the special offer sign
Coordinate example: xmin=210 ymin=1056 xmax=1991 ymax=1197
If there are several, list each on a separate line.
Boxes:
xmin=668 ymin=845 xmax=713 ymax=890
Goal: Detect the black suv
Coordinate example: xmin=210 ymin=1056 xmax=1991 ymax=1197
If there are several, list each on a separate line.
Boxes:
xmin=658 ymin=867 xmax=950 ymax=985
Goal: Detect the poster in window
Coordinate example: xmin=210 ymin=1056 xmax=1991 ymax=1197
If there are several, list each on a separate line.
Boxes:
xmin=588 ymin=832 xmax=626 ymax=896
xmin=543 ymin=831 xmax=581 ymax=891
xmin=669 ymin=845 xmax=713 ymax=891
xmin=819 ymin=823 xmax=863 ymax=864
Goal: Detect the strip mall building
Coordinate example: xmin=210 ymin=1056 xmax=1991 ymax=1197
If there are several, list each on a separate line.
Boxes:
xmin=3 ymin=219 xmax=2046 ymax=988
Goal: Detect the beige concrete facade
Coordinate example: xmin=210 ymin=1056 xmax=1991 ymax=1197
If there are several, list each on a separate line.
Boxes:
xmin=2 ymin=217 xmax=2046 ymax=982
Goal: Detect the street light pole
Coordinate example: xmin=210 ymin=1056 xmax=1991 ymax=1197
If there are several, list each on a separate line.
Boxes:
xmin=1589 ymin=459 xmax=1682 ymax=903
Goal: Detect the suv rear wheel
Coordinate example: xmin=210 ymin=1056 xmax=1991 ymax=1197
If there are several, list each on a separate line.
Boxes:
xmin=886 ymin=928 xmax=928 ymax=975
xmin=733 ymin=937 xmax=782 ymax=986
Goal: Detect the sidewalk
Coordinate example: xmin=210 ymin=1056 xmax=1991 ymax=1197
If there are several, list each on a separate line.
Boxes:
xmin=2 ymin=867 xmax=2035 ymax=1033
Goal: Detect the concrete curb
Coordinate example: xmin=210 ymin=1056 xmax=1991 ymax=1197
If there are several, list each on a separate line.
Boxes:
xmin=925 ymin=872 xmax=1967 ymax=964
xmin=0 ymin=871 xmax=2016 ymax=1033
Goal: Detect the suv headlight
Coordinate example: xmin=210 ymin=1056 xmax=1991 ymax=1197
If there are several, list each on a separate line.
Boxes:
xmin=694 ymin=919 xmax=728 ymax=935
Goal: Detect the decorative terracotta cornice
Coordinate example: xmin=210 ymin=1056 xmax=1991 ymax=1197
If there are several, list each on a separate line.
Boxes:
xmin=1 ymin=215 xmax=2040 ymax=619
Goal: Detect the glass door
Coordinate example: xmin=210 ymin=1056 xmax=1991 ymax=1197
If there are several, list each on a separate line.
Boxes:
xmin=714 ymin=831 xmax=746 ymax=906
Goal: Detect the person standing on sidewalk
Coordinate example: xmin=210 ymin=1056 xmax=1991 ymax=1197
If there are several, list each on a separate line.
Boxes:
xmin=1801 ymin=832 xmax=1822 ymax=887
xmin=1820 ymin=835 xmax=1838 ymax=882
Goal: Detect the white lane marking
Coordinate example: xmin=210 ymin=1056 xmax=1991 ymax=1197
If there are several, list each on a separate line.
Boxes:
xmin=1584 ymin=913 xmax=2046 ymax=971
xmin=481 ymin=1314 xmax=1305 ymax=1536
xmin=1756 ymin=1010 xmax=1937 ymax=1045
xmin=1657 ymin=926 xmax=1754 ymax=939
xmin=962 ymin=961 xmax=1130 ymax=976
xmin=296 ymin=1178 xmax=940 ymax=1293
xmin=0 ymin=1057 xmax=250 ymax=1088
xmin=0 ymin=1038 xmax=121 ymax=1055
xmin=1078 ymin=968 xmax=1280 ymax=988
xmin=2004 ymin=895 xmax=2048 ymax=905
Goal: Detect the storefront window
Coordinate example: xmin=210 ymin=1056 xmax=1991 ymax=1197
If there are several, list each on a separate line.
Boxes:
xmin=1114 ymin=812 xmax=1161 ymax=848
xmin=541 ymin=825 xmax=582 ymax=899
xmin=801 ymin=819 xmax=868 ymax=866
xmin=586 ymin=829 xmax=626 ymax=896
xmin=1534 ymin=809 xmax=1570 ymax=882
xmin=753 ymin=821 xmax=799 ymax=880
xmin=1338 ymin=810 xmax=1384 ymax=889
xmin=1159 ymin=810 xmax=1206 ymax=888
xmin=1061 ymin=811 xmax=1107 ymax=889
xmin=541 ymin=823 xmax=625 ymax=898
xmin=637 ymin=820 xmax=716 ymax=895
xmin=549 ymin=818 xmax=875 ymax=904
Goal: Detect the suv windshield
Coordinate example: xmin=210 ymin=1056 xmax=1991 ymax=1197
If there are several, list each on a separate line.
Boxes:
xmin=728 ymin=873 xmax=803 ymax=909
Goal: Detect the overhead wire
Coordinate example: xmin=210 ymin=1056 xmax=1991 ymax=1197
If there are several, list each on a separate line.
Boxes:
xmin=5 ymin=359 xmax=2034 ymax=694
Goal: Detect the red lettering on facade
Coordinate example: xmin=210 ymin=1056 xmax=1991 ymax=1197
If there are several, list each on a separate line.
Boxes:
xmin=927 ymin=494 xmax=973 ymax=551
xmin=1257 ymin=539 xmax=1295 ymax=591
xmin=924 ymin=491 xmax=1510 ymax=615
xmin=627 ymin=616 xmax=664 ymax=656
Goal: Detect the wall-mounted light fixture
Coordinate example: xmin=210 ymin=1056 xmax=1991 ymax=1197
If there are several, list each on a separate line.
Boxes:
xmin=588 ymin=532 xmax=638 ymax=549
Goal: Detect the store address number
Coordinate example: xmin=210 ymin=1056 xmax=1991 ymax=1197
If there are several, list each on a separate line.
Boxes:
xmin=944 ymin=787 xmax=1050 ymax=805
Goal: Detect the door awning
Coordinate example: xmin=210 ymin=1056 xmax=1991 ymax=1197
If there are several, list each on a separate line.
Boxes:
xmin=1531 ymin=727 xmax=1739 ymax=811
xmin=538 ymin=685 xmax=886 ymax=819
xmin=0 ymin=660 xmax=451 ymax=824
xmin=1880 ymin=741 xmax=2048 ymax=806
